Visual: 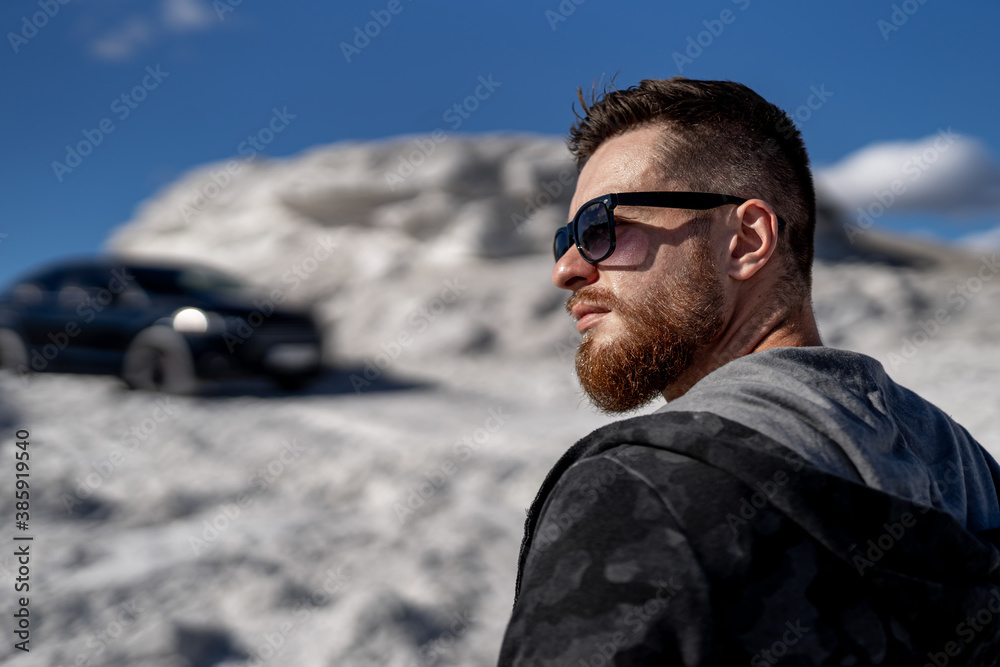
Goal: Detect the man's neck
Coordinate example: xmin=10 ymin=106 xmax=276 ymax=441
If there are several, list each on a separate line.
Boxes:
xmin=661 ymin=297 xmax=822 ymax=402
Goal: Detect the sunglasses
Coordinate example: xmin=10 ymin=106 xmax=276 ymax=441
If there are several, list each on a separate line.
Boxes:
xmin=553 ymin=192 xmax=787 ymax=264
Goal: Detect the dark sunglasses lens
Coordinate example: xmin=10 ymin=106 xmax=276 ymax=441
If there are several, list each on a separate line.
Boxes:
xmin=577 ymin=202 xmax=611 ymax=261
xmin=553 ymin=227 xmax=571 ymax=261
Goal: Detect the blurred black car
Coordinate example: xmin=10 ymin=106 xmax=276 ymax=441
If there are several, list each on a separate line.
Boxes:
xmin=0 ymin=257 xmax=325 ymax=392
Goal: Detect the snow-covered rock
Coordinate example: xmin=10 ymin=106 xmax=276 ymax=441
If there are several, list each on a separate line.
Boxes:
xmin=2 ymin=134 xmax=997 ymax=666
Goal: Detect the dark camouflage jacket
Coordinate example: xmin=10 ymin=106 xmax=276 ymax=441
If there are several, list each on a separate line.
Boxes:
xmin=499 ymin=411 xmax=1000 ymax=666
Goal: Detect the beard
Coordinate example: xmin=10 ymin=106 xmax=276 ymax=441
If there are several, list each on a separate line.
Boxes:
xmin=570 ymin=234 xmax=726 ymax=413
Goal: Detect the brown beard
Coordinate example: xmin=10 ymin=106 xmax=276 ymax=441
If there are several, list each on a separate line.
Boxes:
xmin=570 ymin=235 xmax=726 ymax=413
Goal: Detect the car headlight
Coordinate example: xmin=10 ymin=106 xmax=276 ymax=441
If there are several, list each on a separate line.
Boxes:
xmin=172 ymin=308 xmax=223 ymax=334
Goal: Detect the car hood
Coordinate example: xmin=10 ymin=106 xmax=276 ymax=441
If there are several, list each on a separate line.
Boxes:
xmin=154 ymin=292 xmax=317 ymax=325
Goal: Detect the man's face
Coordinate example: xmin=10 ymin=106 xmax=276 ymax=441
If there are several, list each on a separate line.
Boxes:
xmin=553 ymin=125 xmax=728 ymax=412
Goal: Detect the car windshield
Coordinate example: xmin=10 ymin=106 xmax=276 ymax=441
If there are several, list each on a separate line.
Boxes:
xmin=129 ymin=266 xmax=252 ymax=296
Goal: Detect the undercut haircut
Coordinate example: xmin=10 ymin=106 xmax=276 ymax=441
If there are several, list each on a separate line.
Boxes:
xmin=568 ymin=77 xmax=816 ymax=292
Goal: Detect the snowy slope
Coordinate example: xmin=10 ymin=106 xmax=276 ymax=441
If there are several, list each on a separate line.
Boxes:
xmin=1 ymin=134 xmax=998 ymax=666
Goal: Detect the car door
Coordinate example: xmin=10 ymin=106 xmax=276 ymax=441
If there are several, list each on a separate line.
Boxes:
xmin=14 ymin=266 xmax=82 ymax=372
xmin=58 ymin=264 xmax=155 ymax=373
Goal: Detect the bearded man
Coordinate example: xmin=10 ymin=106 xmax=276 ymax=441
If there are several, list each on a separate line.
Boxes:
xmin=498 ymin=78 xmax=1000 ymax=666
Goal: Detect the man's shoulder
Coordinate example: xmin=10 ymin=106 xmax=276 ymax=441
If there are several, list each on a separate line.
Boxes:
xmin=568 ymin=409 xmax=809 ymax=476
xmin=535 ymin=439 xmax=741 ymax=550
xmin=535 ymin=411 xmax=809 ymax=515
xmin=667 ymin=345 xmax=885 ymax=404
xmin=506 ymin=410 xmax=1000 ymax=666
xmin=551 ymin=440 xmax=761 ymax=520
xmin=520 ymin=411 xmax=812 ymax=586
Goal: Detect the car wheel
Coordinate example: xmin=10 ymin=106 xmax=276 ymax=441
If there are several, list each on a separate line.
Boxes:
xmin=122 ymin=326 xmax=197 ymax=394
xmin=0 ymin=328 xmax=29 ymax=376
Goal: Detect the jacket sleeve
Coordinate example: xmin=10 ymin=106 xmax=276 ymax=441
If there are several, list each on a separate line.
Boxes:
xmin=498 ymin=450 xmax=715 ymax=666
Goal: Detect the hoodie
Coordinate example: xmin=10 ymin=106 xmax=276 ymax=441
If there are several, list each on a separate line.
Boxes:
xmin=499 ymin=347 xmax=1000 ymax=666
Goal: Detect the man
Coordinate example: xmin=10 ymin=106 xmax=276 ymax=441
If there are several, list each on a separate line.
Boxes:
xmin=499 ymin=78 xmax=1000 ymax=666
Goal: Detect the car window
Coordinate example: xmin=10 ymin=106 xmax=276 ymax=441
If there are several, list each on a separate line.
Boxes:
xmin=54 ymin=265 xmax=145 ymax=310
xmin=2 ymin=267 xmax=64 ymax=306
xmin=23 ymin=267 xmax=68 ymax=293
xmin=116 ymin=286 xmax=150 ymax=309
xmin=56 ymin=267 xmax=107 ymax=290
xmin=10 ymin=282 xmax=44 ymax=306
xmin=57 ymin=284 xmax=91 ymax=309
xmin=131 ymin=266 xmax=251 ymax=296
xmin=128 ymin=268 xmax=186 ymax=295
xmin=177 ymin=268 xmax=246 ymax=294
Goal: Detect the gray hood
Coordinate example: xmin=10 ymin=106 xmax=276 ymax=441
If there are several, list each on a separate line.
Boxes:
xmin=657 ymin=345 xmax=1000 ymax=531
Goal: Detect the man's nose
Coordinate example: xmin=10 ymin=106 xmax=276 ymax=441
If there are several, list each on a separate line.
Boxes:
xmin=552 ymin=245 xmax=599 ymax=291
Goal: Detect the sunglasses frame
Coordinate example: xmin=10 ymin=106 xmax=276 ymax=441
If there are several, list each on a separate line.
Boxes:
xmin=554 ymin=191 xmax=787 ymax=264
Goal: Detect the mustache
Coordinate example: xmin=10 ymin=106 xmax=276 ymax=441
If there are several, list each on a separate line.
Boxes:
xmin=565 ymin=286 xmax=624 ymax=316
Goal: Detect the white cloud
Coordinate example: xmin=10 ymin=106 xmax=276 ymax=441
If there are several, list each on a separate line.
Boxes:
xmin=161 ymin=0 xmax=214 ymax=32
xmin=85 ymin=0 xmax=216 ymax=62
xmin=88 ymin=17 xmax=153 ymax=62
xmin=815 ymin=131 xmax=1000 ymax=218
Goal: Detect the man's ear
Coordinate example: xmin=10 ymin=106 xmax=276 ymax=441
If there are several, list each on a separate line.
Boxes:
xmin=725 ymin=199 xmax=779 ymax=281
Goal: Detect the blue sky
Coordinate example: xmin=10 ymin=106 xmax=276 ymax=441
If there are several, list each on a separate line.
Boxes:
xmin=2 ymin=0 xmax=998 ymax=286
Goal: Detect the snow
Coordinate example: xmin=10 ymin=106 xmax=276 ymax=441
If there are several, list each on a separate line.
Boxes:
xmin=1 ymin=134 xmax=999 ymax=666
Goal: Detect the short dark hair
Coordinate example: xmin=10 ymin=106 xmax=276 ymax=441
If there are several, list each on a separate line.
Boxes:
xmin=567 ymin=77 xmax=816 ymax=291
